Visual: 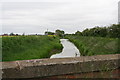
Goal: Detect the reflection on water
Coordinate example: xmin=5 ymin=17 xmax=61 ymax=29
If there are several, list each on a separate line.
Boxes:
xmin=50 ymin=39 xmax=80 ymax=58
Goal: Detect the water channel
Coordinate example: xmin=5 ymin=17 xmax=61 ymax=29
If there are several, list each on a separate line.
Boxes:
xmin=50 ymin=39 xmax=80 ymax=58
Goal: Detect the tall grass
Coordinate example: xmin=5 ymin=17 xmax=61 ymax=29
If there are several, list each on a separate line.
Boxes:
xmin=2 ymin=35 xmax=63 ymax=61
xmin=66 ymin=35 xmax=119 ymax=56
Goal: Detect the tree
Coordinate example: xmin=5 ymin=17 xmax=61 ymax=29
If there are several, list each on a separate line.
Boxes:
xmin=82 ymin=28 xmax=89 ymax=36
xmin=98 ymin=27 xmax=107 ymax=37
xmin=22 ymin=33 xmax=25 ymax=36
xmin=55 ymin=29 xmax=65 ymax=38
xmin=9 ymin=32 xmax=14 ymax=36
xmin=107 ymin=24 xmax=120 ymax=38
xmin=75 ymin=31 xmax=82 ymax=36
xmin=45 ymin=31 xmax=55 ymax=35
xmin=89 ymin=27 xmax=107 ymax=37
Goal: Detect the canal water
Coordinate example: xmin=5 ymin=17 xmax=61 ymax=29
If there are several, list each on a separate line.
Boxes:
xmin=50 ymin=39 xmax=80 ymax=58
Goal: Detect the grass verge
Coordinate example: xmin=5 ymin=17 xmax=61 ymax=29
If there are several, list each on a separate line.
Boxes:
xmin=65 ymin=35 xmax=119 ymax=56
xmin=2 ymin=35 xmax=63 ymax=61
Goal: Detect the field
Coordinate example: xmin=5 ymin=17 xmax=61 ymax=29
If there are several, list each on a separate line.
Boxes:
xmin=2 ymin=35 xmax=63 ymax=61
xmin=2 ymin=34 xmax=120 ymax=61
xmin=65 ymin=35 xmax=119 ymax=56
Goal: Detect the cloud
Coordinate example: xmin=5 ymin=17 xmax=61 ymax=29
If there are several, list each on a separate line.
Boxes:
xmin=1 ymin=0 xmax=119 ymax=34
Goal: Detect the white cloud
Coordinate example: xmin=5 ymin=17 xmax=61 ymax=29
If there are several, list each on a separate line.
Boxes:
xmin=1 ymin=0 xmax=120 ymax=34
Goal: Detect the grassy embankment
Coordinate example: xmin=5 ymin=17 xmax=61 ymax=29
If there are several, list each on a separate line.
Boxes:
xmin=66 ymin=35 xmax=119 ymax=56
xmin=2 ymin=35 xmax=63 ymax=61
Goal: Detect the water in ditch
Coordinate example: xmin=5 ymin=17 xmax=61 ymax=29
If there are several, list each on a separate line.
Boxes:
xmin=50 ymin=39 xmax=80 ymax=58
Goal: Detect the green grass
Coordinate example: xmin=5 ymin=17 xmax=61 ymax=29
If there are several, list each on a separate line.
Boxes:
xmin=2 ymin=35 xmax=63 ymax=61
xmin=65 ymin=35 xmax=119 ymax=56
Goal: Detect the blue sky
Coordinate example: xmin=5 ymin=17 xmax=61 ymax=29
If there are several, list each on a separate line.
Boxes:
xmin=1 ymin=0 xmax=119 ymax=34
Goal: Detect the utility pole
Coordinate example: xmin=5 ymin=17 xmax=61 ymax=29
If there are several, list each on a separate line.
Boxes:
xmin=47 ymin=29 xmax=48 ymax=35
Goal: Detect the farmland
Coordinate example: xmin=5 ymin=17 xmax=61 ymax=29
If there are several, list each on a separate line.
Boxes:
xmin=2 ymin=24 xmax=120 ymax=61
xmin=65 ymin=35 xmax=119 ymax=56
xmin=2 ymin=35 xmax=63 ymax=61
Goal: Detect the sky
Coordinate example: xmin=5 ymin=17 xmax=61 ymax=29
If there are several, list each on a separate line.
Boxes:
xmin=1 ymin=0 xmax=120 ymax=35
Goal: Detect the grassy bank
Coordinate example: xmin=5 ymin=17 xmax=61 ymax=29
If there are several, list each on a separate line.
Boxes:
xmin=65 ymin=35 xmax=119 ymax=56
xmin=2 ymin=35 xmax=63 ymax=61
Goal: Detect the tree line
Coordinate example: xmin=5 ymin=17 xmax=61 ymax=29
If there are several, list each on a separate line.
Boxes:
xmin=75 ymin=24 xmax=120 ymax=38
xmin=4 ymin=24 xmax=119 ymax=38
xmin=45 ymin=29 xmax=65 ymax=38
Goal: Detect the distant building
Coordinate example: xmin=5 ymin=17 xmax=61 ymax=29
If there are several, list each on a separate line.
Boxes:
xmin=2 ymin=34 xmax=8 ymax=36
xmin=118 ymin=1 xmax=120 ymax=24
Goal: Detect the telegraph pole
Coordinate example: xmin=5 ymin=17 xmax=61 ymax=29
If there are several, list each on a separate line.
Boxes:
xmin=47 ymin=29 xmax=48 ymax=35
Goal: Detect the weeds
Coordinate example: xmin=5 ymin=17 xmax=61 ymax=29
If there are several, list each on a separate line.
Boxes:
xmin=65 ymin=35 xmax=119 ymax=56
xmin=2 ymin=35 xmax=63 ymax=61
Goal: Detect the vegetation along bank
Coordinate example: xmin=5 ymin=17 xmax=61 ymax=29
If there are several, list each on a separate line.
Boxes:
xmin=2 ymin=35 xmax=63 ymax=61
